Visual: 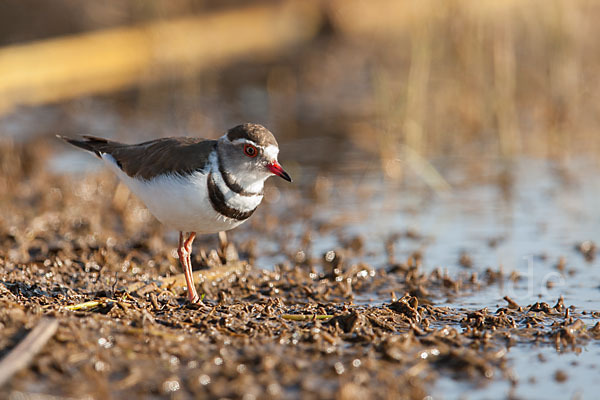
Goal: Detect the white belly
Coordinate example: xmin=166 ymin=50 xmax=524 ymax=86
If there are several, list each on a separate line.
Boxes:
xmin=102 ymin=156 xmax=252 ymax=233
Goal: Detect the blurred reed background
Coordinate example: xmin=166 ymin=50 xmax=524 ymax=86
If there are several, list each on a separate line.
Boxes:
xmin=0 ymin=0 xmax=599 ymax=180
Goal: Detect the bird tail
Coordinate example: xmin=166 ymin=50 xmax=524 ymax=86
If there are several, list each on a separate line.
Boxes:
xmin=56 ymin=135 xmax=115 ymax=158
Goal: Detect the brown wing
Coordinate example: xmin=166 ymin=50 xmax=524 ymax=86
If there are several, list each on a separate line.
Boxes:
xmin=58 ymin=135 xmax=217 ymax=180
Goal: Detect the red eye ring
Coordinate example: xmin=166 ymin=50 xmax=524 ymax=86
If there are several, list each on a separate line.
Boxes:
xmin=243 ymin=144 xmax=258 ymax=158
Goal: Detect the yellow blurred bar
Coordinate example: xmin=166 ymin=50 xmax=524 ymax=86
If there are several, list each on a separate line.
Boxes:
xmin=0 ymin=1 xmax=322 ymax=115
xmin=329 ymin=0 xmax=524 ymax=37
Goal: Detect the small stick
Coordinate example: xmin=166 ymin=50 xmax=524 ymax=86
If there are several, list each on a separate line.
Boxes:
xmin=503 ymin=296 xmax=522 ymax=311
xmin=128 ymin=261 xmax=247 ymax=293
xmin=161 ymin=262 xmax=245 ymax=286
xmin=281 ymin=314 xmax=333 ymax=321
xmin=65 ymin=299 xmax=114 ymax=311
xmin=0 ymin=318 xmax=58 ymax=386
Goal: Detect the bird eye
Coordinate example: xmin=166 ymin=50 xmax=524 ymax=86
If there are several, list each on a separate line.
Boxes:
xmin=243 ymin=144 xmax=258 ymax=158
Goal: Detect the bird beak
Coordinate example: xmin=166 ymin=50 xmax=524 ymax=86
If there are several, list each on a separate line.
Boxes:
xmin=267 ymin=161 xmax=292 ymax=182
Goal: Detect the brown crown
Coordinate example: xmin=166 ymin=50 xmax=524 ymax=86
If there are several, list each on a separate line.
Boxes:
xmin=226 ymin=123 xmax=278 ymax=147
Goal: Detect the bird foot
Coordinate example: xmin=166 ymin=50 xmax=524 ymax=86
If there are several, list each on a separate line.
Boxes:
xmin=188 ymin=293 xmax=202 ymax=304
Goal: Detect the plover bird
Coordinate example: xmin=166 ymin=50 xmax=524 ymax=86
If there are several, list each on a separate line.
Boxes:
xmin=58 ymin=123 xmax=291 ymax=303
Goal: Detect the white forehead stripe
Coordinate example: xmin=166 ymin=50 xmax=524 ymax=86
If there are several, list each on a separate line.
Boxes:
xmin=230 ymin=138 xmax=260 ymax=146
xmin=226 ymin=138 xmax=279 ymax=160
xmin=220 ymin=134 xmax=253 ymax=145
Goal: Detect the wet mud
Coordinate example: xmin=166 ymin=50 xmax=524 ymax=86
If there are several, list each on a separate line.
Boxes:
xmin=1 ymin=142 xmax=598 ymax=399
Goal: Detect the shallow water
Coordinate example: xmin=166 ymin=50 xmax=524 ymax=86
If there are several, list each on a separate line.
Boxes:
xmin=245 ymin=157 xmax=600 ymax=399
xmin=256 ymin=158 xmax=600 ymax=305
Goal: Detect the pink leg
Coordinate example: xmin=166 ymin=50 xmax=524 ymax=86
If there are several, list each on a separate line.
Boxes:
xmin=177 ymin=231 xmax=199 ymax=303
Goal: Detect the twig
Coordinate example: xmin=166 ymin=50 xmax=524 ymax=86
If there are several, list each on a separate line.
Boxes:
xmin=65 ymin=299 xmax=114 ymax=311
xmin=281 ymin=314 xmax=333 ymax=321
xmin=126 ymin=261 xmax=247 ymax=293
xmin=161 ymin=261 xmax=247 ymax=287
xmin=0 ymin=318 xmax=58 ymax=386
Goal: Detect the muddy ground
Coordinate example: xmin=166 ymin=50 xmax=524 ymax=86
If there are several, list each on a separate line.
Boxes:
xmin=0 ymin=142 xmax=598 ymax=399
